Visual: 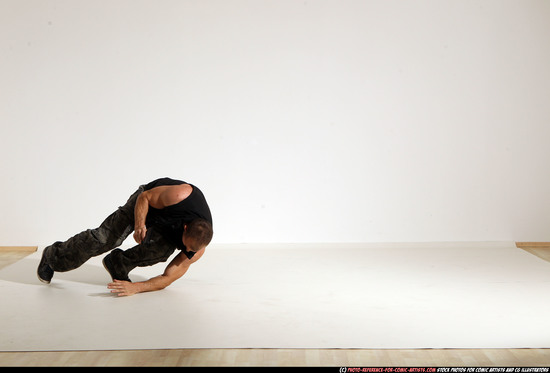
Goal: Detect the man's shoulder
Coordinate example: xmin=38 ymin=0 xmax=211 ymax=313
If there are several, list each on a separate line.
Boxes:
xmin=145 ymin=177 xmax=186 ymax=190
xmin=158 ymin=184 xmax=192 ymax=207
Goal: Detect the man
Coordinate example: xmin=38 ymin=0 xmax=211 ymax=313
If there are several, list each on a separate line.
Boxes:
xmin=37 ymin=177 xmax=213 ymax=296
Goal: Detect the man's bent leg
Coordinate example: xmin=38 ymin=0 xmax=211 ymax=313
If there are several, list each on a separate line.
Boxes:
xmin=44 ymin=212 xmax=133 ymax=272
xmin=103 ymin=228 xmax=176 ymax=281
xmin=42 ymin=187 xmax=142 ymax=273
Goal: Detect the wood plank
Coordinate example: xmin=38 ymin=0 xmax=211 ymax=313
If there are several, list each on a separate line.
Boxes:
xmin=1 ymin=348 xmax=550 ymax=366
xmin=516 ymin=242 xmax=550 ymax=249
xmin=0 ymin=246 xmax=37 ymax=252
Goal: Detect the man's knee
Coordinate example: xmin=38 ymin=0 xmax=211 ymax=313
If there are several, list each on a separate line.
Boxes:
xmin=90 ymin=226 xmax=127 ymax=248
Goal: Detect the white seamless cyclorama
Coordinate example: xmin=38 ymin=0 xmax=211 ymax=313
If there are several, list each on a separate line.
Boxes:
xmin=0 ymin=242 xmax=549 ymax=351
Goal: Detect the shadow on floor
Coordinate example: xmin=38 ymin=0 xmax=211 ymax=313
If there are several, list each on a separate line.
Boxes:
xmin=0 ymin=254 xmax=147 ymax=287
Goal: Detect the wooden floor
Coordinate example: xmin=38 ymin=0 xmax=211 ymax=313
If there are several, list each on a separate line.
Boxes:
xmin=1 ymin=247 xmax=550 ymax=367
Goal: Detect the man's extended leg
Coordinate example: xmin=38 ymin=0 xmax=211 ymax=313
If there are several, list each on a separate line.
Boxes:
xmin=38 ymin=187 xmax=142 ymax=283
xmin=102 ymin=228 xmax=176 ymax=282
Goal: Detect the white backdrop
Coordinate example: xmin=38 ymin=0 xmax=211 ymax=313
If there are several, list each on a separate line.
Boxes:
xmin=1 ymin=0 xmax=550 ymax=246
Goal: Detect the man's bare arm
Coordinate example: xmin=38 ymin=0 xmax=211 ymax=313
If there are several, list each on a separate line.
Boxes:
xmin=133 ymin=192 xmax=150 ymax=243
xmin=107 ymin=249 xmax=205 ymax=296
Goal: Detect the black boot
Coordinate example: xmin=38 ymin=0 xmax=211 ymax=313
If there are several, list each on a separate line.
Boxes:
xmin=102 ymin=249 xmax=132 ymax=282
xmin=37 ymin=249 xmax=54 ymax=284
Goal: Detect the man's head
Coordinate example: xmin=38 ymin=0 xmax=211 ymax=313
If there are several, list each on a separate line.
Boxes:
xmin=183 ymin=219 xmax=213 ymax=252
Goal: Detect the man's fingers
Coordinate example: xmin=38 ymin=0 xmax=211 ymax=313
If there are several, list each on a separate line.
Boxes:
xmin=108 ymin=280 xmax=126 ymax=287
xmin=133 ymin=227 xmax=147 ymax=244
xmin=107 ymin=280 xmax=131 ymax=296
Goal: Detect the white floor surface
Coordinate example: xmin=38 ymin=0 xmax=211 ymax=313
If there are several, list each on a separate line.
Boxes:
xmin=1 ymin=242 xmax=549 ymax=351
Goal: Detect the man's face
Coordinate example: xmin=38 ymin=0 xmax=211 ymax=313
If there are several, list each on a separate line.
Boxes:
xmin=182 ymin=232 xmax=205 ymax=253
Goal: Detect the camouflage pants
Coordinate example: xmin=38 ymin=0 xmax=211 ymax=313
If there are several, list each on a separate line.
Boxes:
xmin=44 ymin=186 xmax=177 ymax=275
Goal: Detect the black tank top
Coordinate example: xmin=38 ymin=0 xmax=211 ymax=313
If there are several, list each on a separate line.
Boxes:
xmin=143 ymin=178 xmax=213 ymax=256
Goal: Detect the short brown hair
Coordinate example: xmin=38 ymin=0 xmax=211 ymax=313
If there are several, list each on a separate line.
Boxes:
xmin=186 ymin=219 xmax=213 ymax=247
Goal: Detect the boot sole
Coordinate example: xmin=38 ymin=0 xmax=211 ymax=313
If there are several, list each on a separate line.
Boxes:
xmin=37 ymin=271 xmax=51 ymax=284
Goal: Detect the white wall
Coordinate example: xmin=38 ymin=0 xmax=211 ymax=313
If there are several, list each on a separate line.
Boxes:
xmin=1 ymin=0 xmax=550 ymax=246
